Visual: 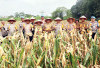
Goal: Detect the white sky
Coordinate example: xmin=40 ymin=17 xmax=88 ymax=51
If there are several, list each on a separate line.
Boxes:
xmin=0 ymin=0 xmax=77 ymax=16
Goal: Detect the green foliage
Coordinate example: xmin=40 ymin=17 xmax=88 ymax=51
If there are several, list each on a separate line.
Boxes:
xmin=52 ymin=7 xmax=72 ymax=20
xmin=71 ymin=0 xmax=100 ymax=19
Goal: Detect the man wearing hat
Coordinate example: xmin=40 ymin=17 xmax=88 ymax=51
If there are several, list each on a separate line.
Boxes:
xmin=66 ymin=17 xmax=76 ymax=32
xmin=19 ymin=16 xmax=25 ymax=33
xmin=79 ymin=16 xmax=89 ymax=32
xmin=23 ymin=18 xmax=33 ymax=41
xmin=7 ymin=18 xmax=17 ymax=36
xmin=89 ymin=16 xmax=99 ymax=39
xmin=30 ymin=17 xmax=36 ymax=25
xmin=34 ymin=20 xmax=43 ymax=35
xmin=42 ymin=18 xmax=53 ymax=33
xmin=54 ymin=17 xmax=63 ymax=35
xmin=30 ymin=17 xmax=36 ymax=37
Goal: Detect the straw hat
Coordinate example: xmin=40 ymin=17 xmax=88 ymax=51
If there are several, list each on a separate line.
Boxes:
xmin=45 ymin=18 xmax=52 ymax=22
xmin=79 ymin=16 xmax=87 ymax=20
xmin=30 ymin=17 xmax=36 ymax=20
xmin=54 ymin=17 xmax=62 ymax=21
xmin=35 ymin=20 xmax=43 ymax=24
xmin=67 ymin=17 xmax=75 ymax=22
xmin=8 ymin=18 xmax=16 ymax=22
xmin=24 ymin=18 xmax=31 ymax=21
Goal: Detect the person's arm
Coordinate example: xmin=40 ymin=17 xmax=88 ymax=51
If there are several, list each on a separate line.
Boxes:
xmin=97 ymin=22 xmax=99 ymax=28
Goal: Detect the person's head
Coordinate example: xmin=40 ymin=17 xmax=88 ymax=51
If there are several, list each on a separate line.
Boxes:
xmin=54 ymin=17 xmax=62 ymax=24
xmin=41 ymin=16 xmax=45 ymax=20
xmin=24 ymin=18 xmax=31 ymax=24
xmin=80 ymin=16 xmax=87 ymax=22
xmin=45 ymin=18 xmax=52 ymax=24
xmin=21 ymin=16 xmax=24 ymax=22
xmin=75 ymin=19 xmax=79 ymax=24
xmin=35 ymin=20 xmax=43 ymax=26
xmin=30 ymin=17 xmax=36 ymax=23
xmin=91 ymin=16 xmax=96 ymax=22
xmin=8 ymin=18 xmax=16 ymax=24
xmin=56 ymin=20 xmax=61 ymax=23
xmin=81 ymin=18 xmax=85 ymax=22
xmin=67 ymin=17 xmax=75 ymax=23
xmin=1 ymin=21 xmax=5 ymax=25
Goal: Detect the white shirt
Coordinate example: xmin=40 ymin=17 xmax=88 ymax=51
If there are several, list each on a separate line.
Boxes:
xmin=90 ymin=21 xmax=98 ymax=33
xmin=66 ymin=23 xmax=76 ymax=31
xmin=7 ymin=23 xmax=16 ymax=36
xmin=55 ymin=23 xmax=62 ymax=35
xmin=19 ymin=22 xmax=26 ymax=33
xmin=24 ymin=23 xmax=32 ymax=35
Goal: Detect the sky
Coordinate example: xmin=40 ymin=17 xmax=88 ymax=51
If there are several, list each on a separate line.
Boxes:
xmin=0 ymin=0 xmax=77 ymax=16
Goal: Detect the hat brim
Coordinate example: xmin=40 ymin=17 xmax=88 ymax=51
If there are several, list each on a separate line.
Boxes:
xmin=31 ymin=19 xmax=36 ymax=20
xmin=45 ymin=19 xmax=52 ymax=22
xmin=8 ymin=20 xmax=16 ymax=22
xmin=24 ymin=19 xmax=31 ymax=22
xmin=35 ymin=21 xmax=43 ymax=24
xmin=54 ymin=19 xmax=62 ymax=21
xmin=67 ymin=18 xmax=75 ymax=22
xmin=79 ymin=18 xmax=87 ymax=20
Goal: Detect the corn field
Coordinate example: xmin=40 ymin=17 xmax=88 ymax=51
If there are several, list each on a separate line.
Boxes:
xmin=0 ymin=24 xmax=100 ymax=68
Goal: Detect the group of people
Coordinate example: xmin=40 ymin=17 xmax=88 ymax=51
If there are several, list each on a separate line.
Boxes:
xmin=0 ymin=15 xmax=100 ymax=41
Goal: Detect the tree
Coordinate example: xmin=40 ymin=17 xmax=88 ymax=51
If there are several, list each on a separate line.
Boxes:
xmin=52 ymin=7 xmax=72 ymax=19
xmin=15 ymin=12 xmax=20 ymax=18
xmin=71 ymin=0 xmax=100 ymax=19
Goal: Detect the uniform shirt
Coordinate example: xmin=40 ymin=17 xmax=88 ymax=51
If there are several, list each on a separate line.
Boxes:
xmin=89 ymin=21 xmax=99 ymax=33
xmin=79 ymin=22 xmax=89 ymax=29
xmin=24 ymin=23 xmax=32 ymax=35
xmin=42 ymin=19 xmax=45 ymax=24
xmin=76 ymin=23 xmax=80 ymax=29
xmin=19 ymin=22 xmax=26 ymax=33
xmin=7 ymin=23 xmax=17 ymax=36
xmin=19 ymin=22 xmax=25 ymax=28
xmin=54 ymin=23 xmax=63 ymax=35
xmin=42 ymin=23 xmax=53 ymax=31
xmin=0 ymin=24 xmax=8 ymax=30
xmin=66 ymin=23 xmax=76 ymax=31
xmin=0 ymin=24 xmax=8 ymax=37
xmin=35 ymin=25 xmax=42 ymax=33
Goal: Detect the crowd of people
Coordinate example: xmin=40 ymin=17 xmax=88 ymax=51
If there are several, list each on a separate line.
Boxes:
xmin=0 ymin=15 xmax=100 ymax=41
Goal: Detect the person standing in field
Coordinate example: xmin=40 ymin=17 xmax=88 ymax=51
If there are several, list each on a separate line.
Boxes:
xmin=34 ymin=20 xmax=43 ymax=35
xmin=79 ymin=16 xmax=89 ymax=33
xmin=66 ymin=17 xmax=76 ymax=32
xmin=42 ymin=18 xmax=53 ymax=33
xmin=19 ymin=16 xmax=25 ymax=28
xmin=30 ymin=17 xmax=36 ymax=25
xmin=19 ymin=16 xmax=25 ymax=33
xmin=7 ymin=18 xmax=18 ymax=36
xmin=23 ymin=18 xmax=33 ymax=41
xmin=89 ymin=16 xmax=99 ymax=39
xmin=30 ymin=17 xmax=36 ymax=37
xmin=54 ymin=17 xmax=63 ymax=36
